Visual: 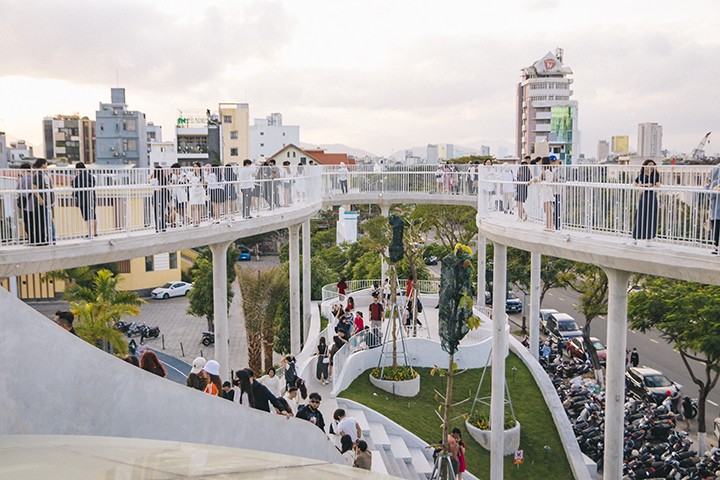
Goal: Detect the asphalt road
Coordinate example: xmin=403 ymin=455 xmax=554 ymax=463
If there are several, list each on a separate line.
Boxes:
xmin=520 ymin=288 xmax=720 ymax=416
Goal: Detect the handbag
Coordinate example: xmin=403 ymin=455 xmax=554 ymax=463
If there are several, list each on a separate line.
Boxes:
xmin=322 ymin=356 xmax=330 ymax=364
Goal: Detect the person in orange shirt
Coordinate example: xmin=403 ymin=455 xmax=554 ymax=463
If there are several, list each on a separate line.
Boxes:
xmin=202 ymin=360 xmax=222 ymax=396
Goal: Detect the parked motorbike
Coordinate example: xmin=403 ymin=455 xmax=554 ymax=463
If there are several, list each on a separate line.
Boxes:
xmin=202 ymin=331 xmax=215 ymax=346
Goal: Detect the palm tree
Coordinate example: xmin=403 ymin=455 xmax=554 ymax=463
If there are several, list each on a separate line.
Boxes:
xmin=65 ymin=269 xmax=144 ymax=355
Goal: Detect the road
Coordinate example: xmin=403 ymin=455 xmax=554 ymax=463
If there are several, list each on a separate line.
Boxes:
xmin=521 ymin=287 xmax=720 ymax=415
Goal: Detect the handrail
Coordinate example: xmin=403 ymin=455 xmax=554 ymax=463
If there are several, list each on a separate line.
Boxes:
xmin=321 ymin=279 xmax=440 ymax=302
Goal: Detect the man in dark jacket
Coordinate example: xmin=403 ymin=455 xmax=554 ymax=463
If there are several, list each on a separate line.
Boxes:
xmin=246 ymin=368 xmax=287 ymax=415
xmin=296 ymin=392 xmax=325 ymax=431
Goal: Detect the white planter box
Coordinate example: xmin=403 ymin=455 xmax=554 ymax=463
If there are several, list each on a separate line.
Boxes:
xmin=465 ymin=419 xmax=521 ymax=456
xmin=368 ymin=372 xmax=420 ymax=397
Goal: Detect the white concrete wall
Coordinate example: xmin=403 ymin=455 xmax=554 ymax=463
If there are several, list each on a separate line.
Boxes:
xmin=0 ymin=288 xmax=343 ymax=465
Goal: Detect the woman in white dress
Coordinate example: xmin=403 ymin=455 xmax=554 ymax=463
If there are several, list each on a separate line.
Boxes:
xmin=259 ymin=367 xmax=283 ymax=397
xmin=294 ymin=162 xmax=306 ymax=202
xmin=188 ymin=162 xmax=206 ymax=227
xmin=479 ymin=158 xmax=496 ymax=212
xmin=534 ymin=159 xmax=555 ymax=230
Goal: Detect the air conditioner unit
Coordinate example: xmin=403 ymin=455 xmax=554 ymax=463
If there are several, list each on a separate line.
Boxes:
xmin=113 ymin=152 xmax=119 ymax=157
xmin=110 ymin=146 xmax=115 ymax=151
xmin=121 ymin=152 xmax=126 ymax=157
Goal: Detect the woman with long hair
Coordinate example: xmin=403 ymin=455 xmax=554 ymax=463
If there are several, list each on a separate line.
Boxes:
xmin=202 ymin=360 xmax=222 ymax=396
xmin=188 ymin=162 xmax=205 ymax=227
xmin=633 ymin=159 xmax=660 ymax=242
xmin=339 ymin=434 xmax=356 ymax=466
xmin=140 ymin=350 xmax=166 ymax=377
xmin=316 ymin=336 xmax=330 ymax=385
xmin=233 ymin=369 xmax=255 ymax=408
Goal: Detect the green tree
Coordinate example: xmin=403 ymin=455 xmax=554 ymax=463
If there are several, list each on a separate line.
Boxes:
xmin=628 ymin=277 xmax=720 ymax=454
xmin=65 ymin=269 xmax=144 ymax=355
xmin=45 ymin=263 xmax=120 ymax=289
xmin=410 ymin=205 xmax=477 ymax=251
xmin=563 ymin=263 xmax=608 ymax=386
xmin=186 ymin=245 xmax=239 ymax=332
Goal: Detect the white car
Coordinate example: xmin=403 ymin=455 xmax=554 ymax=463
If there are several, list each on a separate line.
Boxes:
xmin=151 ymin=281 xmax=193 ymax=299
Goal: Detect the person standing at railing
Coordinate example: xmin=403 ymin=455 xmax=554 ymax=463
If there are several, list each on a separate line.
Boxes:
xmin=223 ymin=164 xmax=238 ymax=218
xmin=534 ymin=157 xmax=555 ymax=231
xmin=435 ymin=164 xmax=444 ymax=194
xmin=169 ymin=163 xmax=189 ymax=227
xmin=205 ymin=164 xmax=225 ymax=223
xmin=268 ymin=159 xmax=280 ymax=208
xmin=479 ymin=158 xmax=496 ymax=211
xmin=187 ymin=162 xmax=206 ymax=227
xmin=239 ymin=159 xmax=256 ymax=219
xmin=706 ymin=163 xmax=720 ymax=255
xmin=295 ymin=162 xmax=306 ymax=202
xmin=281 ymin=160 xmax=294 ymax=206
xmin=338 ymin=162 xmax=349 ymax=194
xmin=16 ymin=163 xmax=35 ymax=243
xmin=150 ymin=165 xmax=170 ymax=232
xmin=469 ymin=161 xmax=480 ymax=194
xmin=29 ymin=159 xmax=54 ymax=245
xmin=632 ymin=160 xmax=660 ymax=242
xmin=515 ymin=157 xmax=531 ymax=221
xmin=337 ymin=277 xmax=347 ymax=301
xmin=71 ymin=162 xmax=97 ymax=238
xmin=499 ymin=164 xmax=515 ymax=213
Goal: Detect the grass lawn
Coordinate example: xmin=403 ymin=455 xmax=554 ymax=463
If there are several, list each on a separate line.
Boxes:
xmin=340 ymin=354 xmax=573 ymax=479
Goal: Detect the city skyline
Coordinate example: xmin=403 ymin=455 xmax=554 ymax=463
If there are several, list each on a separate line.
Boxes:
xmin=1 ymin=0 xmax=719 ymax=158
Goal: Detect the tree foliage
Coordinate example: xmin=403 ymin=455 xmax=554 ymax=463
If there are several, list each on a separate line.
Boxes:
xmin=628 ymin=277 xmax=720 ymax=448
xmin=410 ymin=205 xmax=477 ymax=251
xmin=65 ymin=269 xmax=144 ymax=355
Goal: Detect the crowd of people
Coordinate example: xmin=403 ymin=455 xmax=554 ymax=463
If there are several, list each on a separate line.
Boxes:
xmin=13 ymin=159 xmax=317 ymax=245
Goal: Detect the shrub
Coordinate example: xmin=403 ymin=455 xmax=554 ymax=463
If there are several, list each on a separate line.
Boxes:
xmin=371 ymin=366 xmax=418 ymax=381
xmin=468 ymin=412 xmax=516 ymax=431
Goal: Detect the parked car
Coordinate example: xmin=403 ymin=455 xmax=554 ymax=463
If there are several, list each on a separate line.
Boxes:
xmin=485 ymin=291 xmax=523 ymax=314
xmin=151 ymin=281 xmax=193 ymax=299
xmin=540 ymin=308 xmax=559 ymax=334
xmin=237 ymin=245 xmax=252 ymax=261
xmin=566 ymin=337 xmax=607 ymax=365
xmin=545 ymin=312 xmax=583 ymax=346
xmin=424 ymin=255 xmax=438 ymax=265
xmin=625 ymin=366 xmax=681 ymax=404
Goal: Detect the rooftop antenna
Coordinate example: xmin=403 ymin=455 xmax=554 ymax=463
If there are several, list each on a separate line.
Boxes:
xmin=555 ymin=47 xmax=564 ymax=62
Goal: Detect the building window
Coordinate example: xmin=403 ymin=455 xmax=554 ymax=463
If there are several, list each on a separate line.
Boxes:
xmin=292 ymin=152 xmax=296 ymax=158
xmin=260 ymin=143 xmax=264 ymax=147
xmin=124 ymin=119 xmax=137 ymax=131
xmin=223 ymin=115 xmax=232 ymax=123
xmin=260 ymin=132 xmax=264 ymax=136
xmin=230 ymin=131 xmax=238 ymax=139
xmin=123 ymin=139 xmax=137 ymax=152
xmin=118 ymin=260 xmax=131 ymax=274
xmin=230 ymin=148 xmax=238 ymax=156
xmin=169 ymin=252 xmax=178 ymax=269
xmin=145 ymin=256 xmax=154 ymax=272
xmin=282 ymin=132 xmax=285 ymax=137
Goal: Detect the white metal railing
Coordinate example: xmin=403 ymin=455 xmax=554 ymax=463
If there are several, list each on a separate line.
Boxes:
xmin=0 ymin=165 xmax=322 ymax=246
xmin=321 ymin=278 xmax=440 ymax=302
xmin=1 ymin=164 xmax=719 ymax=251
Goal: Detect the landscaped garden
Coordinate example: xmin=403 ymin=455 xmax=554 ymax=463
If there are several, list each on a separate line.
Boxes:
xmin=341 ymin=354 xmax=573 ymax=479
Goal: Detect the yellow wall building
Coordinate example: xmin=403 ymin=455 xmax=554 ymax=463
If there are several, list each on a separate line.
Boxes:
xmin=219 ymin=103 xmax=250 ymax=163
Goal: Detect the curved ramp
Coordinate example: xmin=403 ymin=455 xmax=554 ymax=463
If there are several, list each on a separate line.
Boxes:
xmin=0 ymin=288 xmax=343 ymax=465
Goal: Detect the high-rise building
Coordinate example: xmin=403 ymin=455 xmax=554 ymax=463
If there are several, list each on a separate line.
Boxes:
xmin=611 ymin=135 xmax=629 ymax=154
xmin=480 ymin=145 xmax=491 ymax=157
xmin=426 ymin=144 xmax=438 ymax=163
xmin=515 ymin=48 xmax=579 ymax=164
xmin=96 ymin=88 xmax=149 ymax=168
xmin=597 ymin=140 xmax=610 ymax=162
xmin=8 ymin=140 xmax=33 ymax=164
xmin=637 ymin=122 xmax=663 ymax=158
xmin=219 ymin=103 xmax=249 ymax=163
xmin=43 ymin=115 xmax=96 ymax=164
xmin=250 ymin=113 xmax=298 ymax=161
xmin=0 ymin=132 xmax=7 ymax=168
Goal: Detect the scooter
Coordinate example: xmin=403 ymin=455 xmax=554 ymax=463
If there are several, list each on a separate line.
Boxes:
xmin=202 ymin=331 xmax=215 ymax=346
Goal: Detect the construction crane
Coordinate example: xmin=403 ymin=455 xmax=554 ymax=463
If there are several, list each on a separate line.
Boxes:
xmin=688 ymin=132 xmax=711 ymax=162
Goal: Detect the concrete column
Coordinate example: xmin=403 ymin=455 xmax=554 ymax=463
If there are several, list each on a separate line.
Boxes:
xmin=302 ymin=219 xmax=312 ymax=345
xmin=9 ymin=276 xmax=18 ymax=297
xmin=477 ymin=235 xmax=486 ymax=306
xmin=380 ymin=204 xmax=390 ymax=282
xmin=490 ymin=242 xmax=507 ymax=479
xmin=209 ymin=241 xmax=231 ymax=381
xmin=603 ymin=268 xmax=631 ymax=480
xmin=529 ymin=252 xmax=541 ymax=361
xmin=289 ymin=224 xmax=301 ymax=354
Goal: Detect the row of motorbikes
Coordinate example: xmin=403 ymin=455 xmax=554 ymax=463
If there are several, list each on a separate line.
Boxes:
xmin=540 ymin=342 xmax=709 ymax=479
xmin=115 ymin=320 xmax=160 ymax=339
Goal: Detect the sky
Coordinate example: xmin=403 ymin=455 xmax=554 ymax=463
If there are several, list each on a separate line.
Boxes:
xmin=1 ymin=0 xmax=719 ymax=158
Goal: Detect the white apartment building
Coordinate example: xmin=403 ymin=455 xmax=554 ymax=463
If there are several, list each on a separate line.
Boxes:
xmin=250 ymin=113 xmax=299 ymax=161
xmin=515 ymin=48 xmax=579 ymax=164
xmin=597 ymin=140 xmax=610 ymax=162
xmin=8 ymin=140 xmax=33 ymax=164
xmin=43 ymin=115 xmax=96 ymax=164
xmin=637 ymin=122 xmax=663 ymax=158
xmin=426 ymin=144 xmax=438 ymax=163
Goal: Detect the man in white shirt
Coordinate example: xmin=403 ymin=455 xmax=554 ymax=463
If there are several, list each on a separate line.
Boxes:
xmin=334 ymin=408 xmax=362 ymax=443
xmin=239 ymin=159 xmax=256 ymax=218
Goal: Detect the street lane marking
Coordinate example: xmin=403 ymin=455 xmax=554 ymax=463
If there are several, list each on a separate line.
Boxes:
xmin=709 ymin=400 xmax=719 ymax=407
xmin=162 ymin=361 xmax=188 ymax=378
xmin=650 ymin=339 xmax=659 ymax=344
xmin=572 ymin=304 xmax=577 ymax=308
xmin=598 ymin=316 xmax=605 ymax=319
xmin=558 ymin=297 xmax=565 ymax=302
xmin=548 ymin=292 xmax=554 ymax=296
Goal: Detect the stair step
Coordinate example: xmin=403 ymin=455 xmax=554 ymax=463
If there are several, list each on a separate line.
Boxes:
xmin=371 ymin=450 xmax=388 ymax=475
xmin=378 ymin=447 xmax=401 ymax=477
xmin=389 ymin=434 xmax=412 ymax=461
xmin=393 ymin=457 xmax=413 ymax=478
xmin=409 ymin=447 xmax=433 ymax=474
xmin=368 ymin=422 xmax=391 ymax=447
xmin=346 ymin=408 xmax=371 ymax=432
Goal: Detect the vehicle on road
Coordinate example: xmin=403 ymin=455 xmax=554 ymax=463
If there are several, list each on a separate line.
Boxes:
xmin=545 ymin=312 xmax=583 ymax=346
xmin=151 ymin=281 xmax=193 ymax=300
xmin=566 ymin=337 xmax=607 ymax=365
xmin=424 ymin=255 xmax=438 ymax=265
xmin=237 ymin=245 xmax=252 ymax=261
xmin=539 ymin=308 xmax=559 ymax=334
xmin=625 ymin=366 xmax=681 ymax=404
xmin=485 ymin=291 xmax=523 ymax=314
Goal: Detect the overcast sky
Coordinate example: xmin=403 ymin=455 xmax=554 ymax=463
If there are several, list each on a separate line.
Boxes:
xmin=1 ymin=0 xmax=719 ymax=157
